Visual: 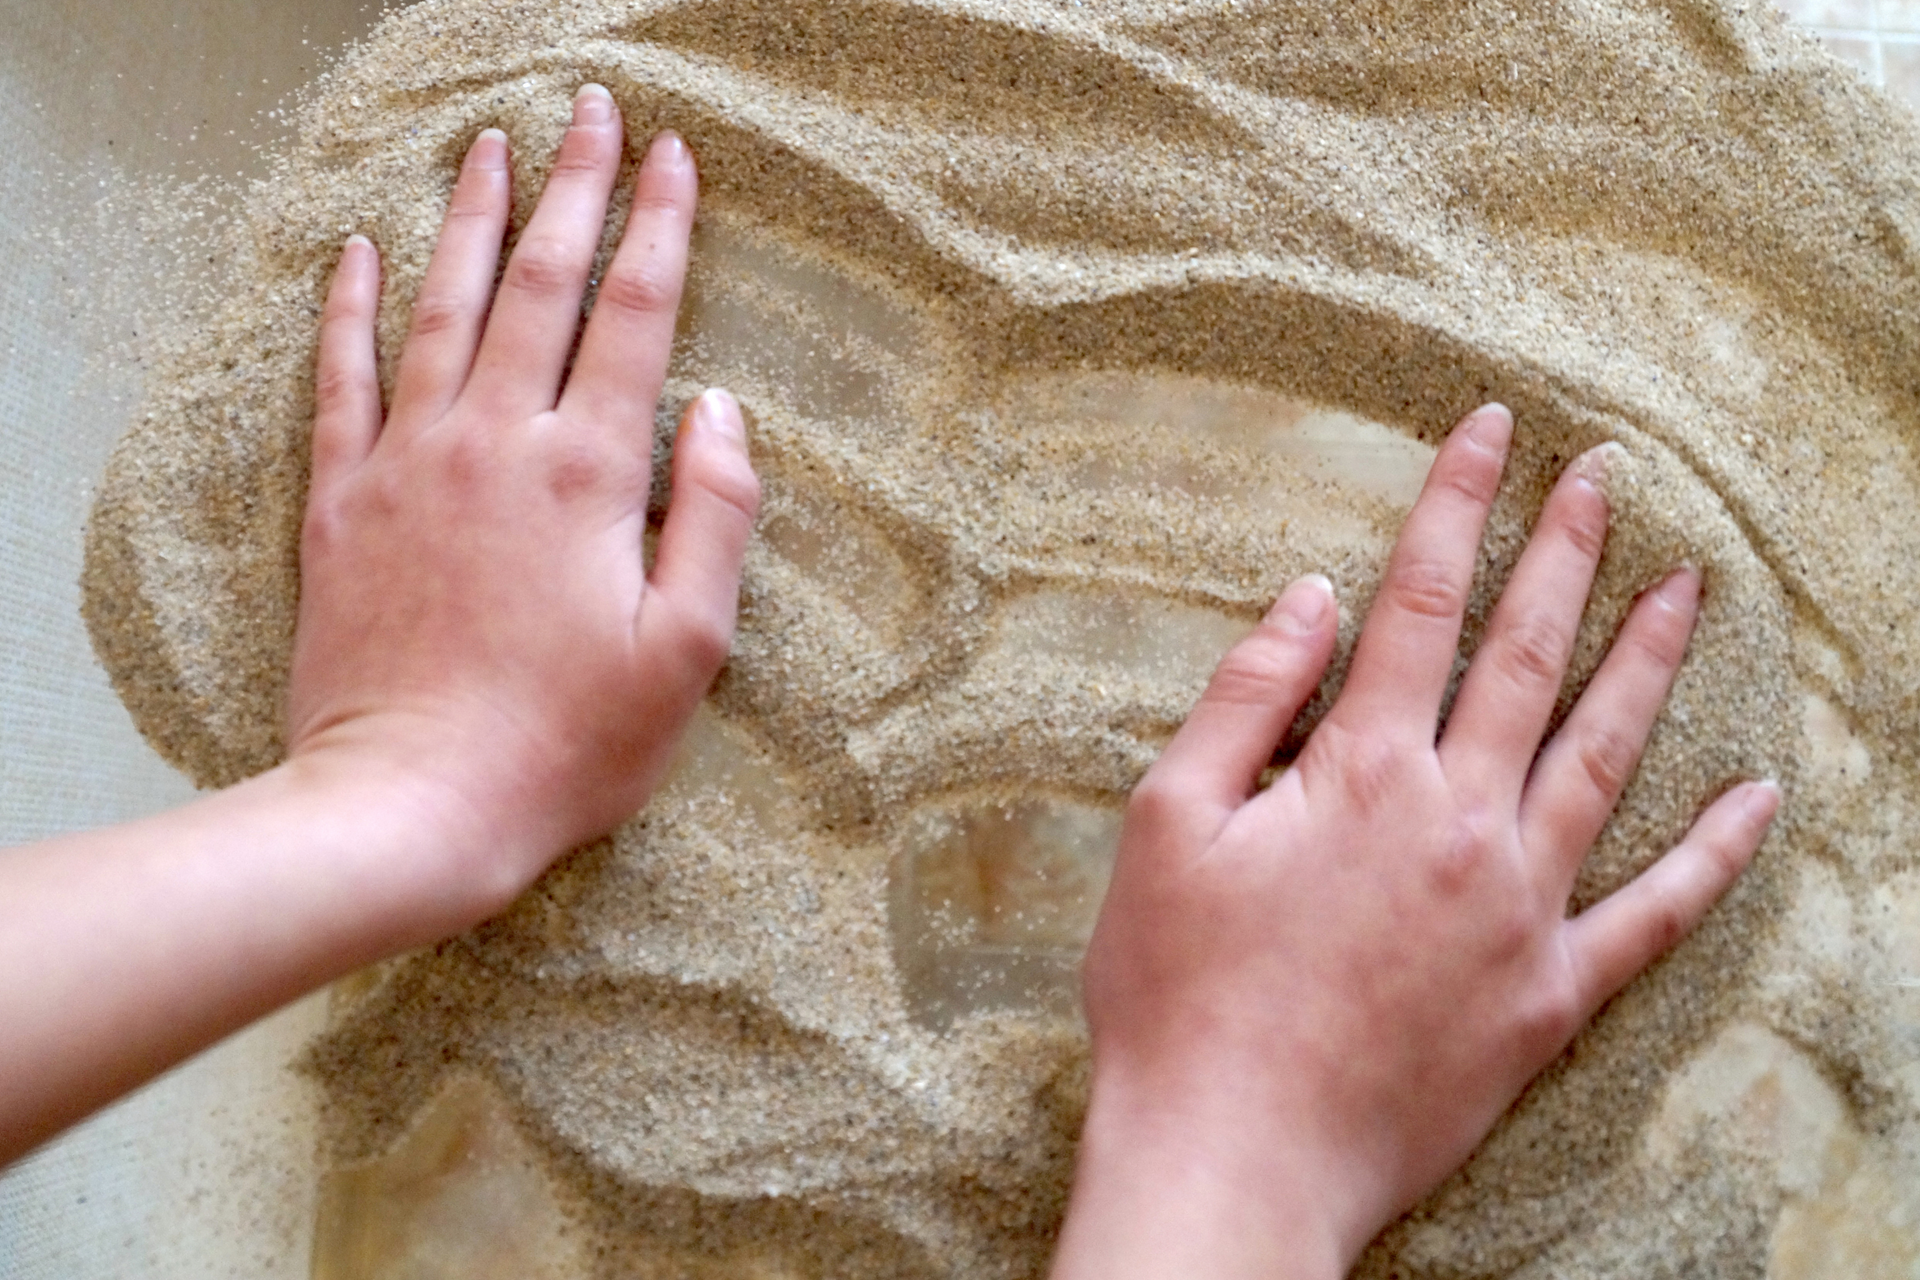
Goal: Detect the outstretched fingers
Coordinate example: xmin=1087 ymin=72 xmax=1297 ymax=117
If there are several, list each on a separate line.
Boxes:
xmin=1334 ymin=404 xmax=1513 ymax=737
xmin=1143 ymin=575 xmax=1339 ymax=815
xmin=387 ymin=128 xmax=510 ymax=426
xmin=560 ymin=131 xmax=698 ymax=447
xmin=311 ymin=236 xmax=384 ymax=494
xmin=465 ymin=84 xmax=625 ymax=420
xmin=1441 ymin=447 xmax=1614 ymax=797
xmin=1521 ymin=568 xmax=1701 ymax=885
xmin=640 ymin=390 xmax=763 ymax=696
xmin=1566 ymin=780 xmax=1779 ymax=1016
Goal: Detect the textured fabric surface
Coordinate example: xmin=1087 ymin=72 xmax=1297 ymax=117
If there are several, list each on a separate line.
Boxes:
xmin=0 ymin=2 xmax=385 ymax=1275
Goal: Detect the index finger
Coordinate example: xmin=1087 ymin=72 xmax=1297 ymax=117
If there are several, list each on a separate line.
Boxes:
xmin=1332 ymin=403 xmax=1513 ymax=736
xmin=386 ymin=128 xmax=511 ymax=428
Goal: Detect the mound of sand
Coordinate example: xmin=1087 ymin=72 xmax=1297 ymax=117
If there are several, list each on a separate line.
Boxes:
xmin=83 ymin=0 xmax=1920 ymax=1273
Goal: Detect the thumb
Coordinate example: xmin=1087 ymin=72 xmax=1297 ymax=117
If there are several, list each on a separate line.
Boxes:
xmin=639 ymin=389 xmax=763 ymax=693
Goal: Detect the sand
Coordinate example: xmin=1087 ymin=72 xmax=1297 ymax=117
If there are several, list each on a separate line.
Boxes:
xmin=78 ymin=0 xmax=1920 ymax=1274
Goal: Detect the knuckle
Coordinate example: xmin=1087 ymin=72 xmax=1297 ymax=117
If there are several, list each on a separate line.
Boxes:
xmin=407 ymin=292 xmax=468 ymax=341
xmin=1206 ymin=633 xmax=1307 ymax=707
xmin=674 ymin=608 xmax=737 ymax=674
xmin=1429 ymin=807 xmax=1500 ymax=896
xmin=320 ymin=295 xmax=368 ymax=332
xmin=597 ymin=262 xmax=680 ymax=319
xmin=1642 ymin=899 xmax=1690 ymax=959
xmin=632 ymin=183 xmax=693 ymax=217
xmin=1561 ymin=503 xmax=1609 ymax=561
xmin=312 ymin=365 xmax=362 ymax=417
xmin=1625 ymin=606 xmax=1692 ymax=669
xmin=683 ymin=446 xmax=762 ymax=522
xmin=299 ymin=496 xmax=347 ymax=557
xmin=550 ymin=139 xmax=613 ymax=176
xmin=1697 ymin=829 xmax=1750 ymax=885
xmin=1490 ymin=904 xmax=1536 ymax=963
xmin=1491 ymin=611 xmax=1571 ymax=691
xmin=544 ymin=435 xmax=630 ymax=501
xmin=504 ymin=238 xmax=582 ymax=300
xmin=1386 ymin=556 xmax=1467 ymax=621
xmin=1518 ymin=967 xmax=1584 ymax=1050
xmin=1307 ymin=721 xmax=1407 ymax=814
xmin=442 ymin=189 xmax=500 ymax=223
xmin=366 ymin=470 xmax=407 ymax=514
xmin=1125 ymin=774 xmax=1186 ymax=833
xmin=1439 ymin=450 xmax=1503 ymax=506
xmin=1575 ymin=723 xmax=1641 ymax=798
xmin=440 ymin=428 xmax=497 ymax=490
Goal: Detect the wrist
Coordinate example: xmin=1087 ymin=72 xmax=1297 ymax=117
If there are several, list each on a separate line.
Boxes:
xmin=266 ymin=738 xmax=533 ymax=945
xmin=1051 ymin=1054 xmax=1374 ymax=1280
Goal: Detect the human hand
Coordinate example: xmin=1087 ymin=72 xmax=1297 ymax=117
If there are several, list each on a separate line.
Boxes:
xmin=0 ymin=86 xmax=762 ymax=1165
xmin=285 ymin=85 xmax=760 ymax=932
xmin=1051 ymin=404 xmax=1779 ymax=1279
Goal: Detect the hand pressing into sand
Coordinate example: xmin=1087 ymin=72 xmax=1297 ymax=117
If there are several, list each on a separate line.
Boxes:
xmin=286 ymin=83 xmax=758 ymax=929
xmin=1049 ymin=404 xmax=1780 ymax=1280
xmin=0 ymin=86 xmax=753 ymax=1164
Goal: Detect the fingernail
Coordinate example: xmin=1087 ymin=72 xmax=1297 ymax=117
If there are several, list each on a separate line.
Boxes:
xmin=345 ymin=233 xmax=372 ymax=251
xmin=1657 ymin=566 xmax=1701 ymax=609
xmin=1744 ymin=779 xmax=1782 ymax=823
xmin=1274 ymin=573 xmax=1334 ymax=634
xmin=1571 ymin=441 xmax=1626 ymax=490
xmin=1467 ymin=403 xmax=1514 ymax=449
xmin=575 ymin=83 xmax=614 ymax=125
xmin=650 ymin=130 xmax=689 ymax=166
xmin=694 ymin=389 xmax=744 ymax=444
xmin=472 ymin=127 xmax=508 ymax=164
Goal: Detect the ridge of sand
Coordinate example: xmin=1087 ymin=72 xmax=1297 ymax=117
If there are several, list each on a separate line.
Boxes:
xmin=83 ymin=1 xmax=1920 ymax=1273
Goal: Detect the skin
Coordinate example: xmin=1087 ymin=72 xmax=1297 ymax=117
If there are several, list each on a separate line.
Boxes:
xmin=0 ymin=84 xmax=1776 ymax=1274
xmin=0 ymin=85 xmax=759 ymax=1163
xmin=1048 ymin=408 xmax=1778 ymax=1278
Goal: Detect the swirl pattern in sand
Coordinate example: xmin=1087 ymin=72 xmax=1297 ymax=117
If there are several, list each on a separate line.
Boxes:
xmin=85 ymin=0 xmax=1920 ymax=1274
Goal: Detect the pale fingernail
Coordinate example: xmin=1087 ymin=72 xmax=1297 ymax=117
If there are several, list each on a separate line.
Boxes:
xmin=1274 ymin=573 xmax=1334 ymax=634
xmin=472 ymin=127 xmax=508 ymax=164
xmin=695 ymin=389 xmax=745 ymax=444
xmin=345 ymin=233 xmax=372 ymax=251
xmin=1467 ymin=402 xmax=1514 ymax=449
xmin=650 ymin=130 xmax=689 ymax=166
xmin=1657 ymin=565 xmax=1701 ymax=608
xmin=1571 ymin=441 xmax=1626 ymax=489
xmin=1744 ymin=779 xmax=1782 ymax=822
xmin=575 ymin=83 xmax=614 ymax=125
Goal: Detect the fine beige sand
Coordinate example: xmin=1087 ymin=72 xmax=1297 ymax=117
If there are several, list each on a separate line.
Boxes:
xmin=81 ymin=0 xmax=1920 ymax=1274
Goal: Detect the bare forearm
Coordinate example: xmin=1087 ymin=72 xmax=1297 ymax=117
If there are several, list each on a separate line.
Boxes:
xmin=1 ymin=98 xmax=755 ymax=1168
xmin=0 ymin=754 xmax=492 ymax=1163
